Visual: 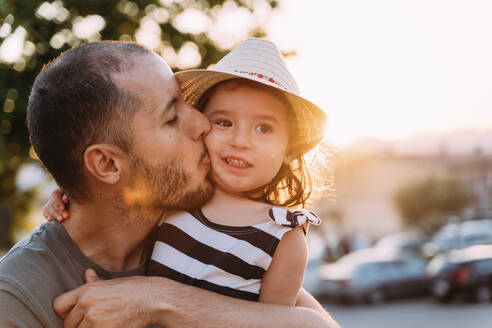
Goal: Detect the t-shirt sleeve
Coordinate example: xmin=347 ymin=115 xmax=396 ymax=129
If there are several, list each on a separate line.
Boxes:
xmin=0 ymin=283 xmax=45 ymax=328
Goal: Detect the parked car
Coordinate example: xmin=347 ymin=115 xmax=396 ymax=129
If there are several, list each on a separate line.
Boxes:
xmin=375 ymin=232 xmax=429 ymax=254
xmin=423 ymin=219 xmax=492 ymax=257
xmin=316 ymin=248 xmax=429 ymax=304
xmin=427 ymin=244 xmax=492 ymax=303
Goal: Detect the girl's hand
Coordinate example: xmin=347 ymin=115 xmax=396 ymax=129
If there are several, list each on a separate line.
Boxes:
xmin=42 ymin=188 xmax=70 ymax=222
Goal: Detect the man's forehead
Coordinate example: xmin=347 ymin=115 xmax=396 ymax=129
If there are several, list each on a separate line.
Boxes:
xmin=150 ymin=55 xmax=181 ymax=96
xmin=114 ymin=56 xmax=178 ymax=90
xmin=118 ymin=54 xmax=169 ymax=77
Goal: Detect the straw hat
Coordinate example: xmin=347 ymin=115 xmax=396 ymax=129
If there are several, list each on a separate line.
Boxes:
xmin=175 ymin=38 xmax=327 ymax=154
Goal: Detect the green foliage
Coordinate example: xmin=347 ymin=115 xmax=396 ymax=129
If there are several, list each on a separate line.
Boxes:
xmin=0 ymin=0 xmax=277 ymax=247
xmin=394 ymin=176 xmax=473 ymax=232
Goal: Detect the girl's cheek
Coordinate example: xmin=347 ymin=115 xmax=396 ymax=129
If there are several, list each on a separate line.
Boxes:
xmin=203 ymin=134 xmax=212 ymax=147
xmin=203 ymin=131 xmax=219 ymax=150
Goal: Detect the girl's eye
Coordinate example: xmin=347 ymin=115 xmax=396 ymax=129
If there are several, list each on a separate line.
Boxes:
xmin=213 ymin=120 xmax=232 ymax=127
xmin=256 ymin=124 xmax=273 ymax=133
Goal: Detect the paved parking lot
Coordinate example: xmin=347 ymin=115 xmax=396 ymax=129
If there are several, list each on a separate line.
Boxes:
xmin=324 ymin=297 xmax=492 ymax=328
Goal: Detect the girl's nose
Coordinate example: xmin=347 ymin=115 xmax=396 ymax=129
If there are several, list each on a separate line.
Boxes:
xmin=230 ymin=127 xmax=251 ymax=149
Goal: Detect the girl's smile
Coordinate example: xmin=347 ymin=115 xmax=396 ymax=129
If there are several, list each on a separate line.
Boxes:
xmin=222 ymin=155 xmax=253 ymax=169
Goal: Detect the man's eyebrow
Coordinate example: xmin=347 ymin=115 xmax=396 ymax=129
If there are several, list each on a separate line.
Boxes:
xmin=160 ymin=96 xmax=178 ymax=117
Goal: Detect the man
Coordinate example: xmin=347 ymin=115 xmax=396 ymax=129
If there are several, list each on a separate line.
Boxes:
xmin=0 ymin=41 xmax=339 ymax=327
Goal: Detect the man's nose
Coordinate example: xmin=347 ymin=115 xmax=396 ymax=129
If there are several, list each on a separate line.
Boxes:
xmin=183 ymin=103 xmax=211 ymax=140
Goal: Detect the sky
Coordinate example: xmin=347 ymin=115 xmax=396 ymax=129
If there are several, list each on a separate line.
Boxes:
xmin=266 ymin=0 xmax=492 ymax=146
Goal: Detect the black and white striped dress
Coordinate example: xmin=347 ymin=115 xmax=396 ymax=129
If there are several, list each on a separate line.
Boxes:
xmin=147 ymin=207 xmax=320 ymax=301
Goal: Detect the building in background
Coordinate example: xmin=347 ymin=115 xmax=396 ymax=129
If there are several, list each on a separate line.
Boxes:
xmin=315 ymin=134 xmax=492 ymax=242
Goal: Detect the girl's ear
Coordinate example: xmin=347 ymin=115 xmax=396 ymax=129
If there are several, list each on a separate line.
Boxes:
xmin=84 ymin=144 xmax=125 ymax=185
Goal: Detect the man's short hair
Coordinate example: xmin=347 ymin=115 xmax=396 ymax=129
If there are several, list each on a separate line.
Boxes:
xmin=27 ymin=41 xmax=153 ymax=199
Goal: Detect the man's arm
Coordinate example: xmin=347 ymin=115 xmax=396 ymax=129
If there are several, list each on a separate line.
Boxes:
xmin=297 ymin=288 xmax=340 ymax=326
xmin=0 ymin=290 xmax=45 ymax=328
xmin=54 ymin=271 xmax=340 ymax=328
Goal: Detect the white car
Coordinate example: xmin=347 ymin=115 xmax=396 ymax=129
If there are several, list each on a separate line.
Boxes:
xmin=423 ymin=219 xmax=492 ymax=257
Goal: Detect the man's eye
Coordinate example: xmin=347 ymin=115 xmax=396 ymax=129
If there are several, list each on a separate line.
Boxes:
xmin=256 ymin=124 xmax=272 ymax=133
xmin=214 ymin=120 xmax=232 ymax=127
xmin=165 ymin=116 xmax=178 ymax=126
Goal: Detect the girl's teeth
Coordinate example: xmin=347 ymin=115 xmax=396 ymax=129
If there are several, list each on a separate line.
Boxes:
xmin=226 ymin=158 xmax=248 ymax=168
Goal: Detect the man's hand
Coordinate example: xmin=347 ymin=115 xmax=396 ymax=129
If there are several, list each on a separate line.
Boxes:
xmin=53 ymin=269 xmax=168 ymax=328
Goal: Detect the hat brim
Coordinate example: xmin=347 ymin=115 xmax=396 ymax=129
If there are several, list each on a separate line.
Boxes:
xmin=176 ymin=69 xmax=328 ymax=154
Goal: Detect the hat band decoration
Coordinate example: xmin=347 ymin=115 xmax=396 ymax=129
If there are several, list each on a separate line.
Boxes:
xmin=233 ymin=70 xmax=288 ymax=91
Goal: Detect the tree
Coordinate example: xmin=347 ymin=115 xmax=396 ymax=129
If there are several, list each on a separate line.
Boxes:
xmin=0 ymin=0 xmax=279 ymax=248
xmin=393 ymin=176 xmax=473 ymax=233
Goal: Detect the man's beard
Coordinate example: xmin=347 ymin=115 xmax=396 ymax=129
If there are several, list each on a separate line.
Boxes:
xmin=127 ymin=156 xmax=214 ymax=210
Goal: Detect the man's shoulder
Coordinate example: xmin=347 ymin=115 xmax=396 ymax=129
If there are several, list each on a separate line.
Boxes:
xmin=0 ymin=223 xmax=67 ymax=327
xmin=0 ymin=223 xmax=54 ymax=275
xmin=0 ymin=221 xmax=88 ymax=327
xmin=0 ymin=222 xmax=68 ymax=296
xmin=0 ymin=220 xmax=84 ymax=285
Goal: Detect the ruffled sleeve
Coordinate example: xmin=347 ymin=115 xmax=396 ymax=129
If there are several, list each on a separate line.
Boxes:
xmin=268 ymin=207 xmax=321 ymax=228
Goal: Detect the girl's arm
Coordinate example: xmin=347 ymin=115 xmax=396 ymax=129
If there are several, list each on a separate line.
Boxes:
xmin=42 ymin=188 xmax=70 ymax=222
xmin=259 ymin=225 xmax=308 ymax=306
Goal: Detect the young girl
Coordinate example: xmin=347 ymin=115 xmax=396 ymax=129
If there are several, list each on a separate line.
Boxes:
xmin=43 ymin=38 xmax=328 ymax=306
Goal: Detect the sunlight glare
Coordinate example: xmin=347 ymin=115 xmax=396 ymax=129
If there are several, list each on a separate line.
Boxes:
xmin=267 ymin=0 xmax=492 ymax=146
xmin=0 ymin=26 xmax=26 ymax=63
xmin=173 ymin=8 xmax=211 ymax=35
xmin=135 ymin=16 xmax=161 ymax=50
xmin=208 ymin=1 xmax=254 ymax=49
xmin=72 ymin=15 xmax=106 ymax=40
xmin=176 ymin=41 xmax=201 ymax=69
xmin=0 ymin=23 xmax=12 ymax=38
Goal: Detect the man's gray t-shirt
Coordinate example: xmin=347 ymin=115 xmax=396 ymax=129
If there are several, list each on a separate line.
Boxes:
xmin=0 ymin=220 xmax=146 ymax=327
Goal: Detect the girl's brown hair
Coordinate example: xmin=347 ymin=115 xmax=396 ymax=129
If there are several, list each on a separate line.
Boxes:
xmin=197 ymin=79 xmax=331 ymax=209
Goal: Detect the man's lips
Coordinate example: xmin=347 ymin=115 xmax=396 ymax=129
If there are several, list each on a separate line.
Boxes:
xmin=222 ymin=156 xmax=252 ymax=169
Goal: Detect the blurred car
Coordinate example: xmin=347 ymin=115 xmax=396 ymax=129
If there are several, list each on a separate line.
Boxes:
xmin=303 ymin=257 xmax=324 ymax=295
xmin=427 ymin=244 xmax=492 ymax=303
xmin=303 ymin=233 xmax=328 ymax=295
xmin=423 ymin=219 xmax=492 ymax=257
xmin=375 ymin=232 xmax=429 ymax=254
xmin=317 ymin=248 xmax=429 ymax=304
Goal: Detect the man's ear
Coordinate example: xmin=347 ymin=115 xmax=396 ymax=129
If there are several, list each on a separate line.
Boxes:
xmin=84 ymin=144 xmax=125 ymax=185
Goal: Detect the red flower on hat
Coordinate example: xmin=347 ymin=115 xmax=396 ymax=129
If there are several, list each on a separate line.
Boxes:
xmin=258 ymin=74 xmax=263 ymax=78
